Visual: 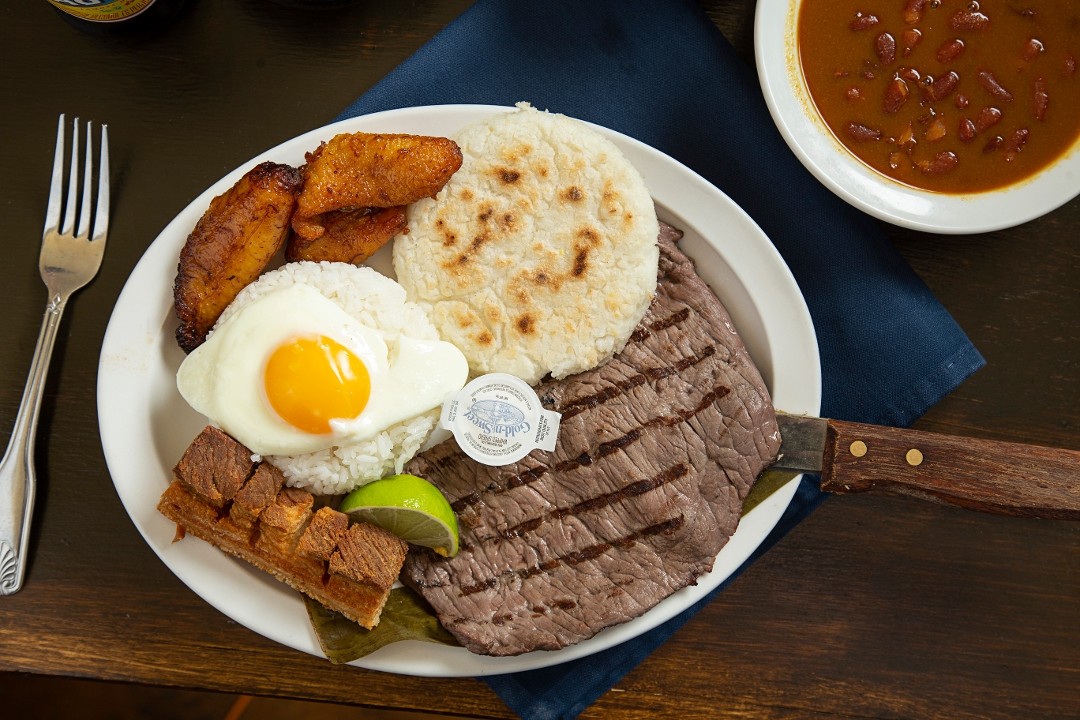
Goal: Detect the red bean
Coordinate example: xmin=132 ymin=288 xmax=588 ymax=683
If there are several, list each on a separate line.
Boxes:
xmin=899 ymin=66 xmax=921 ymax=83
xmin=974 ymin=106 xmax=1003 ymax=132
xmin=846 ymin=86 xmax=863 ymax=101
xmin=955 ymin=92 xmax=971 ymax=109
xmin=916 ymin=151 xmax=959 ymax=174
xmin=983 ymin=135 xmax=1003 ymax=153
xmin=978 ymin=70 xmax=1014 ymax=102
xmin=903 ymin=0 xmax=926 ymax=25
xmin=901 ymin=28 xmax=923 ymax=57
xmin=845 ymin=122 xmax=883 ymax=141
xmin=928 ymin=71 xmax=960 ymax=101
xmin=1003 ymin=128 xmax=1029 ymax=161
xmin=951 ymin=9 xmax=990 ymax=31
xmin=1034 ymin=77 xmax=1049 ymax=120
xmin=875 ymin=33 xmax=897 ymax=65
xmin=936 ymin=38 xmax=966 ymax=63
xmin=851 ymin=12 xmax=880 ymax=31
xmin=884 ymin=77 xmax=910 ymax=113
xmin=959 ymin=118 xmax=977 ymax=143
xmin=1021 ymin=38 xmax=1044 ymax=62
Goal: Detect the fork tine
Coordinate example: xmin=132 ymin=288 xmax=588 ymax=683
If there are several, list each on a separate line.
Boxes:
xmin=77 ymin=121 xmax=94 ymax=240
xmin=44 ymin=114 xmax=66 ymax=234
xmin=93 ymin=124 xmax=110 ymax=244
xmin=62 ymin=116 xmax=80 ymax=236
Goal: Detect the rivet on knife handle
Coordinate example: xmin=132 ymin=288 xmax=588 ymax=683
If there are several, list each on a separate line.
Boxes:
xmin=821 ymin=419 xmax=1080 ymax=520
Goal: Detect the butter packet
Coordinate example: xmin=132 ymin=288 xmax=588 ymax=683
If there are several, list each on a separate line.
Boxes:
xmin=440 ymin=373 xmax=561 ymax=466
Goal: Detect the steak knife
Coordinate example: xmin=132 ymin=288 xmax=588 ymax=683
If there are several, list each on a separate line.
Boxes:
xmin=772 ymin=414 xmax=1080 ymax=520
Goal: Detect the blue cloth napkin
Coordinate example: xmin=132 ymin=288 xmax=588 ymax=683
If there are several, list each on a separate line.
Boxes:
xmin=336 ymin=0 xmax=985 ymax=717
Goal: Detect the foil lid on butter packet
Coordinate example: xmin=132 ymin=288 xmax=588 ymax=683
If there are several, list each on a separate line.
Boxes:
xmin=440 ymin=373 xmax=561 ymax=466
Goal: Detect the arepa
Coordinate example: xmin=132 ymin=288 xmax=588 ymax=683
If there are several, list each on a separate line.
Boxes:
xmin=393 ymin=103 xmax=660 ymax=385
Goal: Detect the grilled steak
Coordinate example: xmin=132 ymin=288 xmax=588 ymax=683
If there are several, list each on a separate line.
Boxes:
xmin=401 ymin=223 xmax=782 ymax=656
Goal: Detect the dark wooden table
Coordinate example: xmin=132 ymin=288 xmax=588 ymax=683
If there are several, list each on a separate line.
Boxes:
xmin=1 ymin=2 xmax=1077 ymax=718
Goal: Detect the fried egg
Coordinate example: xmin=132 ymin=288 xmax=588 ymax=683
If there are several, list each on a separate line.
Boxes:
xmin=176 ymin=283 xmax=469 ymax=457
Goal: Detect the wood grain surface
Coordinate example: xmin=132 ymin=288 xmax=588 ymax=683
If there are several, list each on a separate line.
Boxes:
xmin=820 ymin=418 xmax=1080 ymax=519
xmin=0 ymin=1 xmax=1077 ymax=718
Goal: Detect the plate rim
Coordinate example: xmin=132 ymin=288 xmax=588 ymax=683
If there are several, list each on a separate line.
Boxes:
xmin=97 ymin=103 xmax=822 ymax=677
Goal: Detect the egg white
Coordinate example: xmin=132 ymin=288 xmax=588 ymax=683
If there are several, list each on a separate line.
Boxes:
xmin=176 ymin=283 xmax=468 ymax=457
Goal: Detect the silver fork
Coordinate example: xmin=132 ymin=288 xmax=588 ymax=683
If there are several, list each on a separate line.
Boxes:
xmin=0 ymin=115 xmax=109 ymax=595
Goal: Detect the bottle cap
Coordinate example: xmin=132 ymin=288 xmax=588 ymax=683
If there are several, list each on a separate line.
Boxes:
xmin=440 ymin=373 xmax=561 ymax=466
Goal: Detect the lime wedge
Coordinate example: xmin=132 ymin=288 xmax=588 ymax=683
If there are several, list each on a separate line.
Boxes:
xmin=340 ymin=474 xmax=459 ymax=557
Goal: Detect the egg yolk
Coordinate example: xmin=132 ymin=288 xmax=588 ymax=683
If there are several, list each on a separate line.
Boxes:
xmin=264 ymin=335 xmax=371 ymax=434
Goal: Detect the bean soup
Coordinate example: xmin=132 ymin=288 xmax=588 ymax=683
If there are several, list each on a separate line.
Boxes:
xmin=798 ymin=0 xmax=1080 ymax=193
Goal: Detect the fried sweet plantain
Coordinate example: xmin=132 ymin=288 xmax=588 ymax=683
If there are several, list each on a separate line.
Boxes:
xmin=291 ymin=133 xmax=461 ymax=240
xmin=285 ymin=206 xmax=408 ymax=265
xmin=174 ymin=161 xmax=302 ymax=352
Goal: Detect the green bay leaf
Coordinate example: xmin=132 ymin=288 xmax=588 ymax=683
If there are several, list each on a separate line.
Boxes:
xmin=304 ymin=586 xmax=460 ymax=664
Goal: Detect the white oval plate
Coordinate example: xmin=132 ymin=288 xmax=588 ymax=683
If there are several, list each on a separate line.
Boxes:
xmin=98 ymin=105 xmax=821 ymax=677
xmin=755 ymin=0 xmax=1080 ymax=234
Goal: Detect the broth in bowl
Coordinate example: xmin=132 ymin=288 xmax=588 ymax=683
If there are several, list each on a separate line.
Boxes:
xmin=798 ymin=0 xmax=1080 ymax=194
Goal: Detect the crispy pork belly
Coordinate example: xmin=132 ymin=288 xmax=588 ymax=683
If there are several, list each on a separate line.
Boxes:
xmin=298 ymin=507 xmax=350 ymax=562
xmin=159 ymin=426 xmax=408 ymax=629
xmin=229 ymin=462 xmax=286 ymax=530
xmin=172 ymin=425 xmax=254 ymax=509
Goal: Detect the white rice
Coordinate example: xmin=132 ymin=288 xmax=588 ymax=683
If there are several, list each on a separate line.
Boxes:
xmin=214 ymin=260 xmax=442 ymax=496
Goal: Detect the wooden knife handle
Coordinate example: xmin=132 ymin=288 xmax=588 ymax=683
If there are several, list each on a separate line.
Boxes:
xmin=821 ymin=419 xmax=1080 ymax=520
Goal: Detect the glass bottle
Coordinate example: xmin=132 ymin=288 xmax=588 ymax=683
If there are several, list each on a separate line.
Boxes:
xmin=47 ymin=0 xmax=189 ymax=36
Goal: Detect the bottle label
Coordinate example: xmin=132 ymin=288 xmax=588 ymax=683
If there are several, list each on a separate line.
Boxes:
xmin=440 ymin=373 xmax=561 ymax=467
xmin=48 ymin=0 xmax=156 ymax=23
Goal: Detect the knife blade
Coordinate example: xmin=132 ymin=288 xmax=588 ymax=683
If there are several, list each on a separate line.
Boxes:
xmin=773 ymin=414 xmax=1080 ymax=520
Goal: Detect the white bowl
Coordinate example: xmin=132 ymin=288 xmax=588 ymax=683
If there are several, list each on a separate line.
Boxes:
xmin=754 ymin=0 xmax=1080 ymax=234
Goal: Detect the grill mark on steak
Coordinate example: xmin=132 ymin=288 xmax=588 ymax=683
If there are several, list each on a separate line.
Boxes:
xmin=500 ymin=463 xmax=689 ymax=539
xmin=431 ymin=323 xmax=714 ymax=481
xmin=401 ymin=223 xmax=782 ymax=656
xmin=557 ymin=343 xmax=717 ymax=419
xmin=628 ymin=307 xmax=690 ymax=343
xmin=451 ymin=516 xmax=687 ymax=597
xmin=449 ymin=382 xmax=731 ymax=514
